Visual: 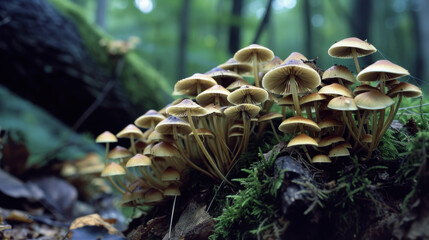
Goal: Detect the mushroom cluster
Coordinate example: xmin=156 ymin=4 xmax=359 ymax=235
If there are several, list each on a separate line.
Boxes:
xmin=95 ymin=37 xmax=422 ymax=206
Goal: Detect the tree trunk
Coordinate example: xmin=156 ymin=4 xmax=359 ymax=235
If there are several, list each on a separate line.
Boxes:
xmin=303 ymin=0 xmax=312 ymax=57
xmin=414 ymin=0 xmax=429 ymax=87
xmin=228 ymin=0 xmax=243 ymax=55
xmin=177 ymin=0 xmax=191 ymax=79
xmin=351 ymin=0 xmax=373 ymax=67
xmin=0 ymin=0 xmax=137 ymax=134
xmin=95 ymin=0 xmax=107 ymax=29
xmin=252 ymin=0 xmax=274 ymax=44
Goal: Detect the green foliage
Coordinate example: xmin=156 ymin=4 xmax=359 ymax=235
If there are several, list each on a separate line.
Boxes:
xmin=48 ymin=0 xmax=173 ymax=110
xmin=210 ymin=148 xmax=282 ymax=240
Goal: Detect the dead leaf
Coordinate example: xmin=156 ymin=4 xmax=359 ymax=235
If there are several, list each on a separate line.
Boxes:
xmin=5 ymin=210 xmax=33 ymax=223
xmin=0 ymin=168 xmax=44 ymax=201
xmin=70 ymin=225 xmax=127 ymax=240
xmin=69 ymin=213 xmax=123 ymax=238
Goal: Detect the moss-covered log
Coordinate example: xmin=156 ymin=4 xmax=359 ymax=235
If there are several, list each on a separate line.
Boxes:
xmin=0 ymin=0 xmax=172 ymax=134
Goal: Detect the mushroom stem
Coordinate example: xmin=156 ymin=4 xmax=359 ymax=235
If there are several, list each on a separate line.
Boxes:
xmin=108 ymin=176 xmax=126 ymax=194
xmin=130 ymin=135 xmax=137 ymax=155
xmin=168 ymin=195 xmax=177 ymax=240
xmin=269 ymin=120 xmax=281 ymax=142
xmin=252 ymin=54 xmax=260 ymax=87
xmin=366 ymin=111 xmax=378 ymax=160
xmin=378 ymin=94 xmax=403 ymax=146
xmin=186 ymin=109 xmax=228 ymax=182
xmin=104 ymin=143 xmax=110 ymax=164
xmin=290 ymin=75 xmax=302 ymax=116
xmin=352 ymin=48 xmax=361 ymax=73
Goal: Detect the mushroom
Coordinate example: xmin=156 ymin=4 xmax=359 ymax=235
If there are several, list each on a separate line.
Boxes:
xmin=227 ymin=85 xmax=269 ymax=105
xmin=95 ymin=131 xmax=118 ymax=162
xmin=322 ymin=65 xmax=355 ymax=89
xmin=257 ymin=112 xmax=283 ymax=142
xmin=116 ymin=124 xmax=144 ymax=155
xmin=135 ymin=109 xmax=166 ymax=130
xmin=218 ymin=58 xmax=252 ymax=75
xmin=101 ymin=162 xmax=127 ymax=194
xmin=173 ymin=73 xmax=217 ymax=97
xmin=234 ymin=44 xmax=274 ymax=87
xmin=205 ymin=67 xmax=244 ymax=88
xmin=328 ymin=37 xmax=377 ymax=74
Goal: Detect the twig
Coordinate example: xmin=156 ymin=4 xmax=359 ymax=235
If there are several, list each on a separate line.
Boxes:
xmin=398 ymin=103 xmax=429 ymax=111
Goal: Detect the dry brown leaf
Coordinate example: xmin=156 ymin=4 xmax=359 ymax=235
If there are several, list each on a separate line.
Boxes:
xmin=69 ymin=213 xmax=123 ymax=237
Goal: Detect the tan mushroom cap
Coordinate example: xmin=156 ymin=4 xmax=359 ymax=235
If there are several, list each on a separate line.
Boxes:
xmin=224 ymin=104 xmax=261 ymax=120
xmin=361 ymin=134 xmax=373 ymax=143
xmin=204 ymin=103 xmax=224 ymax=116
xmin=101 ymin=162 xmax=126 ymax=176
xmin=328 ymin=96 xmax=358 ymax=111
xmin=147 ymin=130 xmax=174 ymax=144
xmin=155 ymin=116 xmax=192 ymax=135
xmin=318 ymin=135 xmax=345 ymax=147
xmin=226 ymin=79 xmax=251 ymax=91
xmin=161 ymin=167 xmax=181 ymax=181
xmin=284 ymin=52 xmax=308 ymax=63
xmin=319 ymin=83 xmax=353 ymax=97
xmin=234 ymin=44 xmax=274 ymax=63
xmin=134 ymin=110 xmax=166 ymax=129
xmin=96 ymin=131 xmax=118 ymax=143
xmin=277 ymin=95 xmax=294 ymax=106
xmin=329 ymin=145 xmax=350 ymax=157
xmin=116 ymin=124 xmax=144 ymax=139
xmin=318 ymin=116 xmax=343 ymax=129
xmin=262 ymin=56 xmax=283 ymax=73
xmin=144 ymin=189 xmax=164 ymax=203
xmin=354 ymin=91 xmax=394 ymax=110
xmin=353 ymin=85 xmax=379 ymax=95
xmin=107 ymin=146 xmax=132 ymax=159
xmin=229 ymin=131 xmax=244 ymax=138
xmin=387 ymin=82 xmax=422 ymax=98
xmin=126 ymin=154 xmax=152 ymax=167
xmin=312 ymin=154 xmax=332 ymax=163
xmin=300 ymin=92 xmax=327 ymax=106
xmin=328 ymin=37 xmax=377 ymax=58
xmin=166 ymin=99 xmax=209 ymax=117
xmin=218 ymin=58 xmax=253 ymax=74
xmin=205 ymin=67 xmax=244 ymax=87
xmin=227 ymin=85 xmax=269 ymax=105
xmin=262 ymin=59 xmax=321 ymax=95
xmin=279 ymin=116 xmax=321 ymax=133
xmin=143 ymin=143 xmax=154 ymax=156
xmin=196 ymin=85 xmax=230 ymax=106
xmin=163 ymin=184 xmax=181 ymax=196
xmin=258 ymin=112 xmax=283 ymax=122
xmin=322 ymin=65 xmax=355 ymax=84
xmin=287 ymin=133 xmax=318 ymax=147
xmin=151 ymin=142 xmax=180 ymax=158
xmin=189 ymin=128 xmax=215 ymax=138
xmin=357 ymin=60 xmax=409 ymax=82
xmin=173 ymin=73 xmax=217 ymax=97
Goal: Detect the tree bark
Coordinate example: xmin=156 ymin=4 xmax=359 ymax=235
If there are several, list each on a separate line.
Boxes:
xmin=228 ymin=0 xmax=243 ymax=55
xmin=177 ymin=0 xmax=191 ymax=79
xmin=0 ymin=0 xmax=137 ymax=134
xmin=252 ymin=0 xmax=274 ymax=44
xmin=414 ymin=0 xmax=429 ymax=86
xmin=303 ymin=0 xmax=312 ymax=57
xmin=351 ymin=0 xmax=373 ymax=66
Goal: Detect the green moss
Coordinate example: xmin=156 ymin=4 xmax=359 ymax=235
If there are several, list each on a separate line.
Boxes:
xmin=48 ymin=0 xmax=173 ymax=110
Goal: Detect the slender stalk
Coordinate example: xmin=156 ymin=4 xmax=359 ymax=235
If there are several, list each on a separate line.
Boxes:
xmin=252 ymin=54 xmax=260 ymax=87
xmin=290 ymin=75 xmax=302 ymax=116
xmin=130 ymin=135 xmax=137 ymax=155
xmin=270 ymin=120 xmax=280 ymax=142
xmin=168 ymin=195 xmax=177 ymax=240
xmin=108 ymin=176 xmax=125 ymax=194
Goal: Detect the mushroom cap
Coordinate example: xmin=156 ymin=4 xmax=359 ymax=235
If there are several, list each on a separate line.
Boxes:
xmin=189 ymin=128 xmax=215 ymax=139
xmin=328 ymin=37 xmax=377 ymax=58
xmin=147 ymin=130 xmax=174 ymax=144
xmin=204 ymin=103 xmax=224 ymax=116
xmin=144 ymin=189 xmax=164 ymax=203
xmin=107 ymin=146 xmax=132 ymax=159
xmin=300 ymin=92 xmax=327 ymax=106
xmin=262 ymin=56 xmax=283 ymax=73
xmin=218 ymin=58 xmax=253 ymax=74
xmin=96 ymin=131 xmax=118 ymax=143
xmin=155 ymin=116 xmax=192 ymax=135
xmin=173 ymin=73 xmax=217 ymax=97
xmin=319 ymin=83 xmax=353 ymax=97
xmin=126 ymin=154 xmax=151 ymax=167
xmin=318 ymin=116 xmax=343 ymax=129
xmin=283 ymin=52 xmax=308 ymax=63
xmin=318 ymin=135 xmax=345 ymax=147
xmin=279 ymin=116 xmax=321 ymax=133
xmin=328 ymin=96 xmax=358 ymax=111
xmin=312 ymin=154 xmax=332 ymax=163
xmin=277 ymin=95 xmax=294 ymax=106
xmin=258 ymin=112 xmax=283 ymax=122
xmin=227 ymin=85 xmax=269 ymax=105
xmin=161 ymin=167 xmax=181 ymax=181
xmin=151 ymin=142 xmax=180 ymax=158
xmin=134 ymin=110 xmax=166 ymax=129
xmin=387 ymin=82 xmax=422 ymax=98
xmin=353 ymin=85 xmax=379 ymax=95
xmin=226 ymin=78 xmax=251 ymax=91
xmin=234 ymin=44 xmax=274 ymax=63
xmin=196 ymin=85 xmax=231 ymax=106
xmin=205 ymin=67 xmax=244 ymax=87
xmin=361 ymin=134 xmax=373 ymax=143
xmin=329 ymin=145 xmax=350 ymax=157
xmin=163 ymin=184 xmax=181 ymax=196
xmin=262 ymin=59 xmax=321 ymax=96
xmin=116 ymin=124 xmax=144 ymax=139
xmin=354 ymin=91 xmax=394 ymax=110
xmin=287 ymin=133 xmax=318 ymax=147
xmin=101 ymin=162 xmax=126 ymax=176
xmin=357 ymin=60 xmax=409 ymax=82
xmin=143 ymin=143 xmax=154 ymax=156
xmin=224 ymin=104 xmax=261 ymax=120
xmin=166 ymin=99 xmax=209 ymax=117
xmin=229 ymin=130 xmax=244 ymax=138
xmin=322 ymin=65 xmax=355 ymax=84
